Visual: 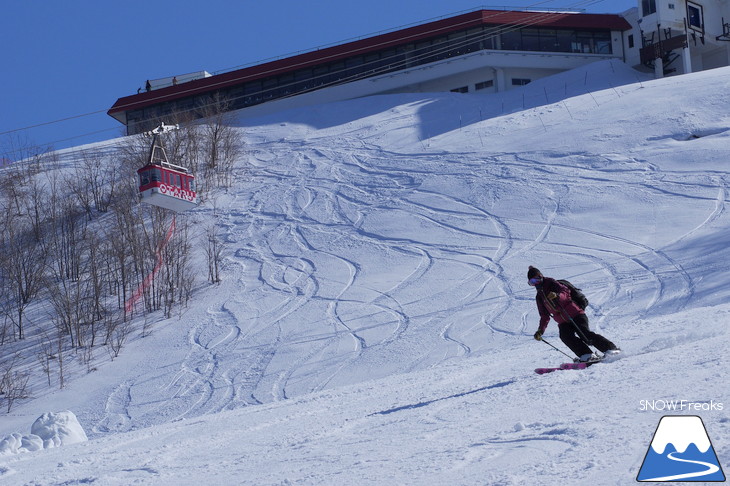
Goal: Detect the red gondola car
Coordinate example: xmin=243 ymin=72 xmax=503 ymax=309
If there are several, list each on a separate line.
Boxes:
xmin=137 ymin=125 xmax=198 ymax=212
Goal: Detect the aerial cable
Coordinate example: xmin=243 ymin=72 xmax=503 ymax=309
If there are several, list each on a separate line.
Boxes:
xmin=0 ymin=108 xmax=110 ymax=137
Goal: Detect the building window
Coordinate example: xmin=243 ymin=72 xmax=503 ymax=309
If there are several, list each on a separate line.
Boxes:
xmin=642 ymin=0 xmax=657 ymax=16
xmin=573 ymin=31 xmax=594 ymax=53
xmin=595 ymin=38 xmax=612 ymax=54
xmin=539 ymin=29 xmax=559 ymax=51
xmin=512 ymin=78 xmax=531 ymax=86
xmin=451 ymin=86 xmax=469 ymax=93
xmin=475 ymin=80 xmax=494 ymax=90
xmin=555 ymin=30 xmax=573 ymax=51
xmin=521 ymin=28 xmax=541 ymax=51
xmin=500 ymin=30 xmax=523 ymax=51
xmin=628 ymin=34 xmax=634 ymax=48
xmin=687 ymin=2 xmax=703 ymax=31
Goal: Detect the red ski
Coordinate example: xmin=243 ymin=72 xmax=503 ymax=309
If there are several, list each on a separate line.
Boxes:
xmin=560 ymin=362 xmax=589 ymax=370
xmin=535 ymin=367 xmax=561 ymax=374
xmin=535 ymin=361 xmax=597 ymax=374
xmin=535 ymin=351 xmax=618 ymax=374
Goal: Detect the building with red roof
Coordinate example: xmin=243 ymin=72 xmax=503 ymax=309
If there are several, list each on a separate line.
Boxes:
xmin=106 ymin=8 xmax=646 ymax=133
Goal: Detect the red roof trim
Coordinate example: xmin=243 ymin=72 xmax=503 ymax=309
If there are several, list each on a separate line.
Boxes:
xmin=108 ymin=10 xmax=631 ymax=117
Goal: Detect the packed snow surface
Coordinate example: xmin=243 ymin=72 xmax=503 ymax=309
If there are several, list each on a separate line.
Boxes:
xmin=1 ymin=60 xmax=728 ymax=485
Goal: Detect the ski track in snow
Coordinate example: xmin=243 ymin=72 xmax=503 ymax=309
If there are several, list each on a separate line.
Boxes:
xmin=87 ymin=128 xmax=723 ymax=432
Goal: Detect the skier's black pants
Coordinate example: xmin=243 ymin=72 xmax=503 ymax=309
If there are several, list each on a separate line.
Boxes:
xmin=558 ymin=313 xmax=617 ymax=357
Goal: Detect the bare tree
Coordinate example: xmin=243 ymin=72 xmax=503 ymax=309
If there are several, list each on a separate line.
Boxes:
xmin=21 ymin=176 xmax=48 ymax=242
xmin=0 ymin=353 xmax=31 ymax=412
xmin=56 ymin=329 xmax=65 ymax=389
xmin=1 ymin=133 xmax=53 ymax=178
xmin=72 ymin=149 xmax=124 ymax=214
xmin=37 ymin=330 xmax=55 ymax=387
xmin=0 ymin=220 xmax=47 ymax=340
xmin=158 ymin=216 xmax=194 ymax=317
xmin=0 ymin=165 xmax=28 ymax=219
xmin=199 ymin=95 xmax=243 ymax=191
xmin=47 ymin=229 xmax=109 ymax=349
xmin=46 ymin=198 xmax=86 ymax=281
xmin=0 ymin=314 xmax=9 ymax=345
xmin=205 ymin=223 xmax=224 ymax=284
xmin=67 ymin=170 xmax=94 ymax=219
xmin=85 ymin=231 xmax=108 ymax=346
xmin=106 ymin=207 xmax=137 ymax=319
xmin=108 ymin=318 xmax=131 ymax=359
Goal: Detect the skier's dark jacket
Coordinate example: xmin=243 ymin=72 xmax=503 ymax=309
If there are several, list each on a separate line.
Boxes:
xmin=535 ymin=277 xmax=585 ymax=333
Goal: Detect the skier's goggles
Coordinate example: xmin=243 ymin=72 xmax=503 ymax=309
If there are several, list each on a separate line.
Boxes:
xmin=528 ymin=277 xmax=542 ymax=286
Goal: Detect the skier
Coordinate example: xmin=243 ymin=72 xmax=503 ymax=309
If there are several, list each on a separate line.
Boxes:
xmin=528 ymin=266 xmax=619 ymax=362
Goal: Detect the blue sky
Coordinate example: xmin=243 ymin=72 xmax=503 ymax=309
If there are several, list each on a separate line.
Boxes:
xmin=0 ymin=0 xmax=636 ymax=156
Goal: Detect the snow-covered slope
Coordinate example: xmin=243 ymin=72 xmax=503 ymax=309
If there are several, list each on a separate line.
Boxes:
xmin=1 ymin=60 xmax=728 ymax=485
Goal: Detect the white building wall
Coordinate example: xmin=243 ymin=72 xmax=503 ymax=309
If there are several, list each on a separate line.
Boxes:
xmin=622 ymin=8 xmax=642 ymax=68
xmin=623 ymin=0 xmax=730 ymax=77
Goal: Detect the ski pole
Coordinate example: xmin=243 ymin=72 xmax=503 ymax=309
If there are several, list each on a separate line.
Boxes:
xmin=539 ymin=337 xmax=575 ymax=360
xmin=561 ymin=308 xmax=592 ymax=346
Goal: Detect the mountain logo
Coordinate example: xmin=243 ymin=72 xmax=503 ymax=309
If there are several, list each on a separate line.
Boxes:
xmin=637 ymin=415 xmax=726 ymax=482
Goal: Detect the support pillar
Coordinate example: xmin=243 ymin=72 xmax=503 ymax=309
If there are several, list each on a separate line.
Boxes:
xmin=654 ymin=57 xmax=664 ymax=78
xmin=493 ymin=68 xmax=506 ymax=92
xmin=682 ymin=46 xmax=692 ymax=74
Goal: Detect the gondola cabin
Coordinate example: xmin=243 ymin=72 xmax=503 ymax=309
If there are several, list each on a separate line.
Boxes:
xmin=137 ymin=126 xmax=198 ymax=212
xmin=137 ymin=164 xmax=197 ymax=212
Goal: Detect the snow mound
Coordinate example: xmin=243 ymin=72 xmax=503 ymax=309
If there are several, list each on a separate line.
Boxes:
xmin=0 ymin=411 xmax=87 ymax=456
